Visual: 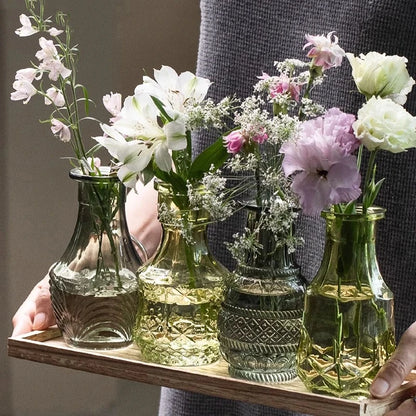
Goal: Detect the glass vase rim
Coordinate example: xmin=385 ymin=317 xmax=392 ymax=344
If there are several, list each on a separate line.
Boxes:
xmin=321 ymin=205 xmax=386 ymax=221
xmin=69 ymin=167 xmax=119 ymax=183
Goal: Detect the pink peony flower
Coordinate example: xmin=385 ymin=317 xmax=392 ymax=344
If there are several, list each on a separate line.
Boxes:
xmin=280 ymin=109 xmax=361 ymax=216
xmin=303 ymin=32 xmax=345 ymax=70
xmin=224 ymin=130 xmax=246 ymax=154
xmin=301 ymin=108 xmax=360 ymax=154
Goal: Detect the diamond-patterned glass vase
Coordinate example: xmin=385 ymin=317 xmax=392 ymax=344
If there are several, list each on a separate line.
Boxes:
xmin=218 ymin=204 xmax=306 ymax=382
xmin=297 ymin=207 xmax=395 ymax=398
xmin=135 ymin=182 xmax=227 ymax=366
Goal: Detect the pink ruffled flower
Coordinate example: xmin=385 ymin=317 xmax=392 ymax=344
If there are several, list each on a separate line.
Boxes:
xmin=303 ymin=32 xmax=345 ymax=70
xmin=224 ymin=130 xmax=246 ymax=154
xmin=251 ymin=129 xmax=268 ymax=144
xmin=51 ymin=119 xmax=71 ymax=143
xmin=302 ymin=108 xmax=360 ymax=154
xmin=280 ymin=109 xmax=361 ymax=216
xmin=36 ymin=37 xmax=71 ymax=81
xmin=270 ymin=74 xmax=301 ymax=102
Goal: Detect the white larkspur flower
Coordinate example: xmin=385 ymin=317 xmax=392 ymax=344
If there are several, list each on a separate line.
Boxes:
xmin=48 ymin=27 xmax=64 ymax=36
xmin=353 ymin=96 xmax=416 ymax=153
xmin=45 ymin=87 xmax=65 ymax=107
xmin=51 ymin=119 xmax=71 ymax=142
xmin=103 ymin=92 xmax=122 ymax=118
xmin=15 ymin=14 xmax=38 ymax=37
xmin=10 ymin=79 xmax=37 ymax=104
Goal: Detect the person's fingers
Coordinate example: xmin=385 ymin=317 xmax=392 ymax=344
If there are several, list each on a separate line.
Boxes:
xmin=370 ymin=322 xmax=416 ymax=398
xmin=11 ymin=275 xmax=55 ymax=336
xmin=384 ymin=397 xmax=416 ymax=416
xmin=33 ymin=283 xmax=55 ymax=330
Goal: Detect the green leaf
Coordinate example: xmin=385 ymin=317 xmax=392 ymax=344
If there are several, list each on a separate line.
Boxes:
xmin=82 ymin=86 xmax=90 ymax=115
xmin=150 ymin=96 xmax=172 ymax=123
xmin=188 ymin=136 xmax=229 ymax=181
xmin=153 ymin=165 xmax=188 ymax=195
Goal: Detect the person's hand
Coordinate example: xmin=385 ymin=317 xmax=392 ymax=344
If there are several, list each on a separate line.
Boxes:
xmin=11 ymin=275 xmax=56 ymax=336
xmin=370 ymin=321 xmax=416 ymax=415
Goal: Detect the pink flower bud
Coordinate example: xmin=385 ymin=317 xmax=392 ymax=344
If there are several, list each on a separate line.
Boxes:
xmin=224 ymin=130 xmax=246 ymax=154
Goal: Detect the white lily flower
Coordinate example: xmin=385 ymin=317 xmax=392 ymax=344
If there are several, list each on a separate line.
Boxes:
xmin=15 ymin=14 xmax=38 ymax=37
xmin=135 ymin=65 xmax=211 ymax=113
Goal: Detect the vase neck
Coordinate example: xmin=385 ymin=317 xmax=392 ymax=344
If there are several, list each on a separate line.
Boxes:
xmin=316 ymin=208 xmax=384 ymax=289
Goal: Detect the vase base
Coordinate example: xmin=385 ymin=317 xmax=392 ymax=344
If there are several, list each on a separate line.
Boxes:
xmin=137 ymin=338 xmax=220 ymax=367
xmin=65 ymin=336 xmax=133 ymax=350
xmin=229 ymin=366 xmax=297 ymax=383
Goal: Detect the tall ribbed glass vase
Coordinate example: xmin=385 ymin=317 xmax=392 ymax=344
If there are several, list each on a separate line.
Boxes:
xmin=135 ymin=182 xmax=227 ymax=366
xmin=297 ymin=207 xmax=395 ymax=398
xmin=218 ymin=204 xmax=306 ymax=382
xmin=49 ymin=168 xmax=142 ymax=349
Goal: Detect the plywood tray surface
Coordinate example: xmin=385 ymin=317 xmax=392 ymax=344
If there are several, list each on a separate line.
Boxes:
xmin=7 ymin=328 xmax=416 ymax=416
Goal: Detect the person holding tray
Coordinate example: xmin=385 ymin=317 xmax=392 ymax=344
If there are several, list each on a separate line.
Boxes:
xmin=12 ymin=0 xmax=416 ymax=415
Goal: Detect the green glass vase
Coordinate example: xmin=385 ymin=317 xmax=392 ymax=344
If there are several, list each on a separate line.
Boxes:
xmin=135 ymin=182 xmax=227 ymax=366
xmin=218 ymin=204 xmax=306 ymax=382
xmin=297 ymin=206 xmax=395 ymax=398
xmin=49 ymin=168 xmax=142 ymax=349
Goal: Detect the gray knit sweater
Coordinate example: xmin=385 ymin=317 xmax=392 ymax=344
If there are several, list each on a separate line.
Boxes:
xmin=159 ymin=1 xmax=416 ymax=414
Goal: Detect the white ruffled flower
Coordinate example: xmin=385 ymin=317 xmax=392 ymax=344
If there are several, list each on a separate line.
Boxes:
xmin=347 ymin=52 xmax=415 ymax=104
xmin=353 ymin=96 xmax=416 ymax=153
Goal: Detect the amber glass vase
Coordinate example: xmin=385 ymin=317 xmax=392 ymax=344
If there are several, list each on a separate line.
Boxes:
xmin=135 ymin=182 xmax=227 ymax=366
xmin=49 ymin=168 xmax=142 ymax=349
xmin=297 ymin=207 xmax=395 ymax=398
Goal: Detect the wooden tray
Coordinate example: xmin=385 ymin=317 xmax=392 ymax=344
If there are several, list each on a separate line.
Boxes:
xmin=8 ymin=328 xmax=416 ymax=416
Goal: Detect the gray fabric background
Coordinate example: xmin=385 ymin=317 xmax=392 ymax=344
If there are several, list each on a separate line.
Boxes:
xmin=159 ymin=1 xmax=416 ymax=414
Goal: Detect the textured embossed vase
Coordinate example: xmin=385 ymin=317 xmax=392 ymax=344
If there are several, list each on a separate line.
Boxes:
xmin=218 ymin=205 xmax=306 ymax=382
xmin=297 ymin=207 xmax=395 ymax=398
xmin=135 ymin=181 xmax=227 ymax=366
xmin=49 ymin=168 xmax=142 ymax=349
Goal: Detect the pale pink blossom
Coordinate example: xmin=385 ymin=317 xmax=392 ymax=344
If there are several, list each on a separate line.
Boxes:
xmin=45 ymin=87 xmax=65 ymax=107
xmin=270 ymin=74 xmax=301 ymax=101
xmin=40 ymin=59 xmax=72 ymax=81
xmin=303 ymin=32 xmax=345 ymax=70
xmin=35 ymin=37 xmax=58 ymax=61
xmin=281 ymin=110 xmax=361 ymax=215
xmin=48 ymin=27 xmax=64 ymax=36
xmin=15 ymin=14 xmax=38 ymax=37
xmin=51 ymin=119 xmax=71 ymax=142
xmin=10 ymin=79 xmax=37 ymax=104
xmin=224 ymin=130 xmax=246 ymax=154
xmin=103 ymin=92 xmax=122 ymax=122
xmin=301 ymin=108 xmax=359 ymax=154
xmin=15 ymin=68 xmax=39 ymax=83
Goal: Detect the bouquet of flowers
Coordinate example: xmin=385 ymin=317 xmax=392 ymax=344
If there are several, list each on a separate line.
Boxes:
xmin=224 ymin=32 xmax=346 ymax=264
xmin=281 ymin=51 xmax=416 ymax=215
